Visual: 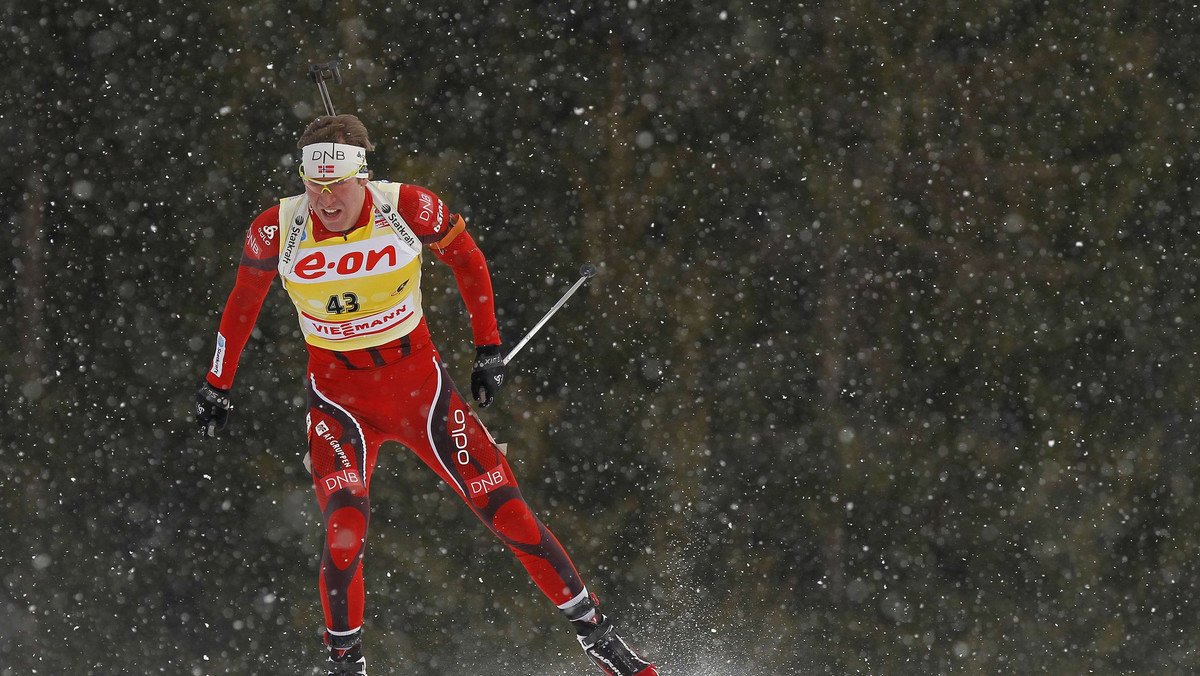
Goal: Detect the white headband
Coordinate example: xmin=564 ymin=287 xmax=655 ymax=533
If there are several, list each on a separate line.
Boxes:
xmin=299 ymin=142 xmax=368 ymax=184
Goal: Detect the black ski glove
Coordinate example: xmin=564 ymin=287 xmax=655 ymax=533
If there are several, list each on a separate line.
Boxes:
xmin=471 ymin=345 xmax=506 ymax=408
xmin=196 ymin=382 xmax=232 ymax=438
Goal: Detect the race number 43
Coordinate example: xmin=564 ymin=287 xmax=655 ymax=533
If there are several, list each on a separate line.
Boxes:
xmin=326 ymin=292 xmax=360 ymax=314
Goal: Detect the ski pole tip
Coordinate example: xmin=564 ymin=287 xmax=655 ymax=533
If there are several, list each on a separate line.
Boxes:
xmin=580 ymin=264 xmax=597 ymax=278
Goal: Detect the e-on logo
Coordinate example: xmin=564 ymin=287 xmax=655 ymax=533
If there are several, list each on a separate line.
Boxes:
xmin=293 ymin=243 xmax=400 ymax=281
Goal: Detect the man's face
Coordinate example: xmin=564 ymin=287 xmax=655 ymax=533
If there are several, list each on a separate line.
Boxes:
xmin=304 ymin=176 xmax=367 ymax=233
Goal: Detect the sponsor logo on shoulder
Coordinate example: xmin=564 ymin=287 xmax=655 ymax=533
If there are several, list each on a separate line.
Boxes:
xmin=415 ymin=193 xmax=446 ymax=231
xmin=417 ymin=192 xmax=434 ymax=223
xmin=281 ymin=217 xmax=305 ymax=265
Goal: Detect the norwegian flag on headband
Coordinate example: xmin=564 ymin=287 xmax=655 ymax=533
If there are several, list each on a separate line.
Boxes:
xmin=301 ymin=142 xmax=367 ymax=181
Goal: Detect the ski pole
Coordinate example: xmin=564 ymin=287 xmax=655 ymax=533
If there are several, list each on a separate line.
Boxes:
xmin=308 ymin=61 xmax=342 ymax=115
xmin=503 ymin=264 xmax=597 ymax=366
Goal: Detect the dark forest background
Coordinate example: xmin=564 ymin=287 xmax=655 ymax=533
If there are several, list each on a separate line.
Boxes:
xmin=3 ymin=1 xmax=1200 ymax=674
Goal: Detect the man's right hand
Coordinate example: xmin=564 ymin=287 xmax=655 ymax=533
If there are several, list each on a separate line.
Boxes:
xmin=196 ymin=382 xmax=232 ymax=438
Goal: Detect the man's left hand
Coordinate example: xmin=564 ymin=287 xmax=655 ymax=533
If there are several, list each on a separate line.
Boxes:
xmin=471 ymin=345 xmax=506 ymax=408
xmin=196 ymin=382 xmax=233 ymax=438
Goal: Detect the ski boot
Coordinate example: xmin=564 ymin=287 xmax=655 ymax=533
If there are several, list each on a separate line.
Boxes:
xmin=325 ymin=628 xmax=367 ymax=676
xmin=563 ymin=593 xmax=658 ymax=676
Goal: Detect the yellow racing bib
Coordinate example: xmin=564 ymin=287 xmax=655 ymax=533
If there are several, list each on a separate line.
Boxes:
xmin=277 ymin=183 xmax=424 ymax=351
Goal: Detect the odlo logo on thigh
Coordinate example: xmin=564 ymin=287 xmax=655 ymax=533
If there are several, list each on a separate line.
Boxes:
xmin=450 ymin=408 xmax=470 ymax=466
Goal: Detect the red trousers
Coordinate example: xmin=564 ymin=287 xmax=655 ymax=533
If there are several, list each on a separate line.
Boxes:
xmin=305 ymin=323 xmax=585 ymax=633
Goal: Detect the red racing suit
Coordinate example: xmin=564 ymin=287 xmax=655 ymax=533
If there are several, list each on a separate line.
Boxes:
xmin=206 ymin=182 xmax=586 ymax=635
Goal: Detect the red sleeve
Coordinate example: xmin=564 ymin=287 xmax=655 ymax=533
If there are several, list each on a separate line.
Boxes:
xmin=432 ymin=229 xmax=500 ymax=346
xmin=205 ymin=206 xmax=281 ymax=390
xmin=397 ymin=184 xmax=500 ymax=347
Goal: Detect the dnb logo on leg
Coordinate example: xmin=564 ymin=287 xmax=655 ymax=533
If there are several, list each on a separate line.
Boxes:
xmin=324 ymin=469 xmax=362 ymax=492
xmin=467 ymin=467 xmax=511 ymax=498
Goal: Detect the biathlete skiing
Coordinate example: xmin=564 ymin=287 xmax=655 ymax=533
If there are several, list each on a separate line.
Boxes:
xmin=194 ymin=100 xmax=658 ymax=674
